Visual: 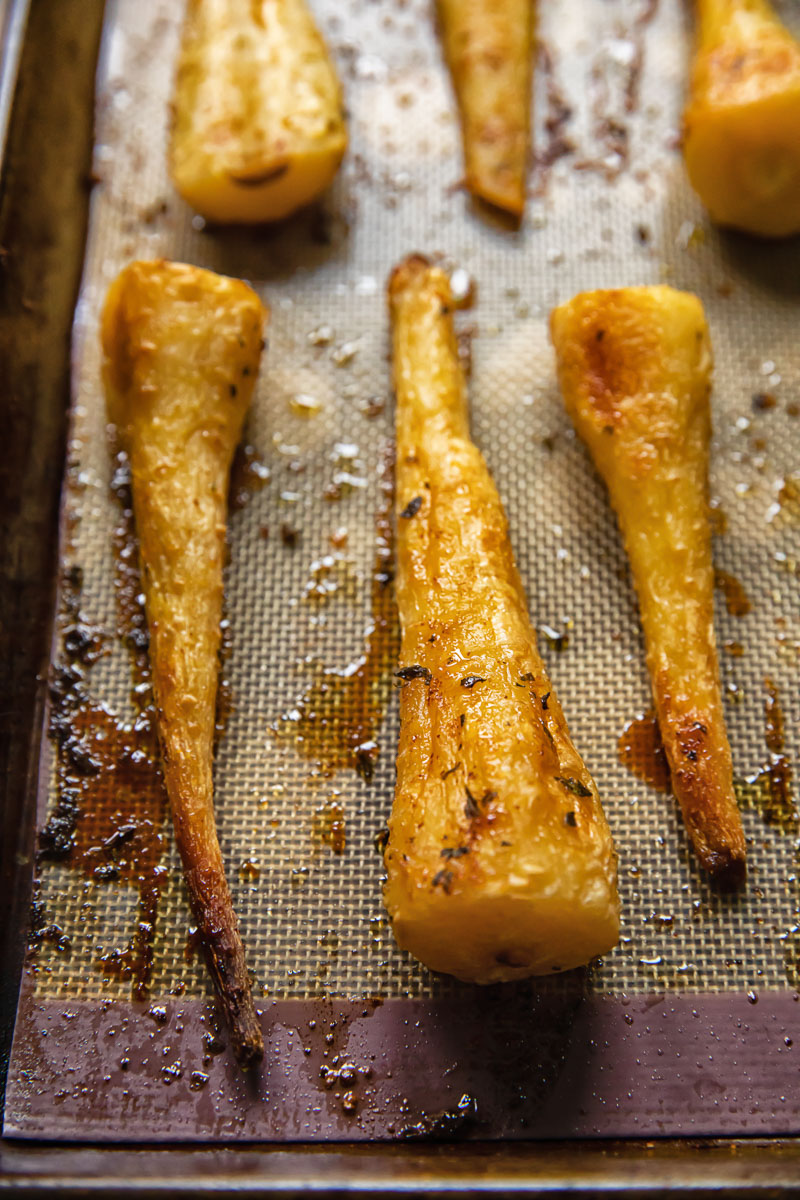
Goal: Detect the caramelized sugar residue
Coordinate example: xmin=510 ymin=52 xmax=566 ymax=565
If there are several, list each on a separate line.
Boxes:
xmin=714 ymin=569 xmax=752 ymax=617
xmin=39 ymin=562 xmax=168 ymax=999
xmin=617 ymin=710 xmax=671 ymax=792
xmin=276 ymin=441 xmax=399 ymax=779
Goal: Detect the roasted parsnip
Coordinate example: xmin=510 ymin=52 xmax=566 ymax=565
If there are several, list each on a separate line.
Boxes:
xmin=550 ymin=287 xmax=746 ymax=888
xmin=102 ymin=260 xmax=267 ymax=1064
xmin=436 ymin=0 xmax=534 ymax=218
xmin=170 ymin=0 xmax=347 ymax=224
xmin=384 ymin=256 xmax=620 ymax=983
xmin=683 ymin=0 xmax=800 ymax=237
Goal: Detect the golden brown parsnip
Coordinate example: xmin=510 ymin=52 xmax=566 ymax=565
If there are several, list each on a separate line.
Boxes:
xmin=550 ymin=286 xmax=746 ymax=889
xmin=170 ymin=0 xmax=347 ymax=224
xmin=384 ymin=256 xmax=620 ymax=983
xmin=683 ymin=0 xmax=800 ymax=236
xmin=102 ymin=260 xmax=267 ymax=1064
xmin=436 ymin=0 xmax=534 ymax=218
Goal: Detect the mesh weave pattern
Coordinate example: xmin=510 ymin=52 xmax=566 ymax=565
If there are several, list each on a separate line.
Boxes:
xmin=31 ymin=0 xmax=800 ymax=1009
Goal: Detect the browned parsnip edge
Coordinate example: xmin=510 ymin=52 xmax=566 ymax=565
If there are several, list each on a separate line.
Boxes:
xmin=550 ymin=285 xmax=746 ymax=889
xmin=383 ymin=254 xmax=620 ymax=984
xmin=101 ymin=259 xmax=267 ymax=1064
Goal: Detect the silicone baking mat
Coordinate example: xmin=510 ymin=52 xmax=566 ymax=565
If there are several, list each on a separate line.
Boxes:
xmin=5 ymin=0 xmax=800 ymax=1141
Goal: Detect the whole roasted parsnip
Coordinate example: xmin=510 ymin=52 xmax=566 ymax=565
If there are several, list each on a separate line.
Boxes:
xmin=384 ymin=256 xmax=620 ymax=984
xmin=683 ymin=0 xmax=800 ymax=237
xmin=102 ymin=260 xmax=267 ymax=1064
xmin=170 ymin=0 xmax=347 ymax=224
xmin=550 ymin=287 xmax=746 ymax=888
xmin=437 ymin=0 xmax=534 ymax=218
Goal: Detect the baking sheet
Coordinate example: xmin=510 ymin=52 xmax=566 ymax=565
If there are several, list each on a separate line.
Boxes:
xmin=4 ymin=0 xmax=800 ymax=1141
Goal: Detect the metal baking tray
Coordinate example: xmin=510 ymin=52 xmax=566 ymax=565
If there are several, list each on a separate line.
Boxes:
xmin=2 ymin=0 xmax=800 ymax=1190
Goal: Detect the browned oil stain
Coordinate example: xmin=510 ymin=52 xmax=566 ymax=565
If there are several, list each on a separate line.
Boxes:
xmin=770 ymin=476 xmax=800 ymax=526
xmin=238 ymin=858 xmax=261 ymax=882
xmin=275 ymin=441 xmax=399 ymax=779
xmin=738 ymin=678 xmax=795 ymax=832
xmin=312 ymin=799 xmax=347 ymax=855
xmin=734 ymin=678 xmax=798 ymax=986
xmin=38 ymin=564 xmax=169 ymax=1000
xmin=709 ymin=500 xmax=728 ymax=536
xmin=714 ymin=569 xmax=752 ymax=617
xmin=229 ymin=442 xmax=271 ymax=511
xmin=533 ymin=40 xmax=575 ymax=191
xmin=617 ymin=710 xmax=671 ymax=792
xmin=94 ymin=869 xmax=166 ymax=995
xmin=40 ymin=450 xmax=245 ymax=999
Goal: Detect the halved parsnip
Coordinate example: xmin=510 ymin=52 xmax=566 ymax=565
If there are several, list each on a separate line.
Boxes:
xmin=550 ymin=287 xmax=746 ymax=888
xmin=102 ymin=260 xmax=267 ymax=1064
xmin=170 ymin=0 xmax=347 ymax=224
xmin=436 ymin=0 xmax=534 ymax=218
xmin=384 ymin=256 xmax=620 ymax=984
xmin=683 ymin=0 xmax=800 ymax=237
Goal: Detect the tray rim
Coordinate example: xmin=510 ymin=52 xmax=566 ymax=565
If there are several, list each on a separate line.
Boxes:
xmin=3 ymin=0 xmax=800 ymax=1189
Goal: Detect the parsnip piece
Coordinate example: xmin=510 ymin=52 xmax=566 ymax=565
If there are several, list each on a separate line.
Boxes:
xmin=102 ymin=260 xmax=267 ymax=1064
xmin=384 ymin=256 xmax=620 ymax=983
xmin=170 ymin=0 xmax=347 ymax=224
xmin=550 ymin=287 xmax=746 ymax=888
xmin=683 ymin=0 xmax=800 ymax=237
xmin=436 ymin=0 xmax=534 ymax=218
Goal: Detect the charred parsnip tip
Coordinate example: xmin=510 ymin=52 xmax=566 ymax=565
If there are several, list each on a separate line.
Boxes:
xmin=170 ymin=0 xmax=347 ymax=224
xmin=102 ymin=260 xmax=267 ymax=1065
xmin=384 ymin=256 xmax=620 ymax=984
xmin=436 ymin=0 xmax=534 ymax=218
xmin=683 ymin=0 xmax=800 ymax=237
xmin=550 ymin=287 xmax=746 ymax=889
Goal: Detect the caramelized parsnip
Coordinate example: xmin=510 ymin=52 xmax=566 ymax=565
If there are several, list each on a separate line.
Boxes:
xmin=384 ymin=256 xmax=620 ymax=983
xmin=436 ymin=0 xmax=534 ymax=218
xmin=102 ymin=260 xmax=267 ymax=1064
xmin=683 ymin=0 xmax=800 ymax=236
xmin=170 ymin=0 xmax=347 ymax=224
xmin=550 ymin=287 xmax=746 ymax=888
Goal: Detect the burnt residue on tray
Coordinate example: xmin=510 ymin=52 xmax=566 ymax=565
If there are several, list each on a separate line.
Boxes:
xmin=575 ymin=0 xmax=660 ymax=181
xmin=36 ymin=562 xmax=169 ymax=999
xmin=532 ymin=41 xmax=574 ymax=193
xmin=398 ymin=1092 xmax=478 ymax=1141
xmin=274 ymin=440 xmax=399 ymax=781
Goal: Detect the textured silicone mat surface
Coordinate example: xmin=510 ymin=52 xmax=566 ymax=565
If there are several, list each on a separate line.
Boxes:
xmin=6 ymin=0 xmax=800 ymax=1142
